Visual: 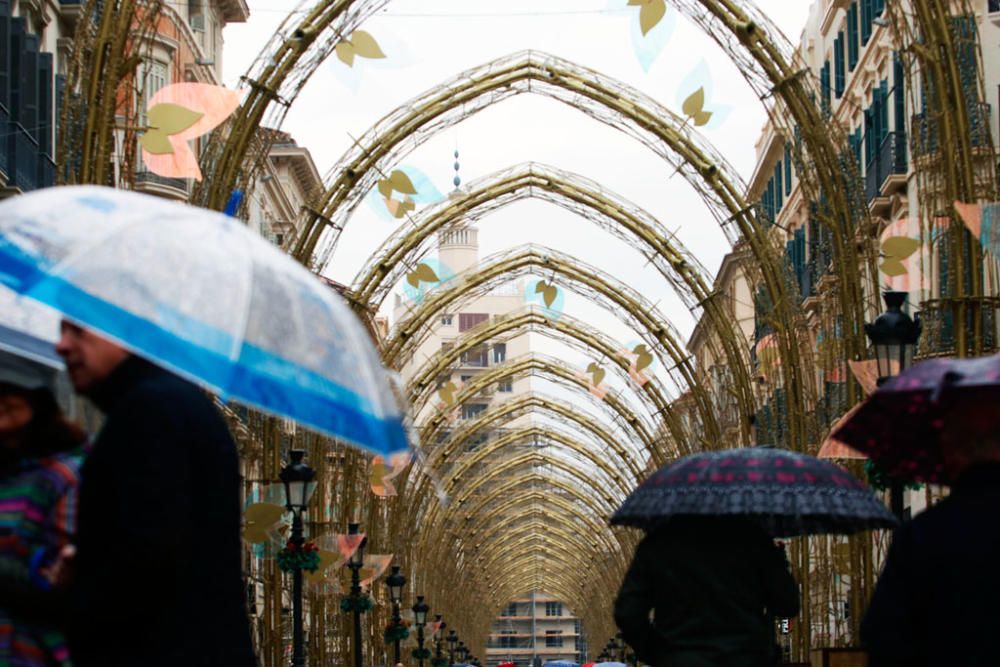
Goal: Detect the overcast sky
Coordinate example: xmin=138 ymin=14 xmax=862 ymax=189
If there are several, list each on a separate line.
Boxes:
xmin=222 ymin=1 xmax=814 ymax=405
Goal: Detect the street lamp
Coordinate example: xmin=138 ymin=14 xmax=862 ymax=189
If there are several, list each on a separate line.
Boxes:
xmin=434 ymin=616 xmax=447 ymax=665
xmin=865 ymin=289 xmax=922 ymax=518
xmin=615 ymin=632 xmax=626 ymax=662
xmin=457 ymin=641 xmax=467 ymax=664
xmin=447 ymin=630 xmax=458 ymax=666
xmin=385 ymin=566 xmax=406 ymax=665
xmin=413 ymin=596 xmax=430 ymax=667
xmin=347 ymin=522 xmax=368 ymax=667
xmin=279 ymin=450 xmax=315 ymax=667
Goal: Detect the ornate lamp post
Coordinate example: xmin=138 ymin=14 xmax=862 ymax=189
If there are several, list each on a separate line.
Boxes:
xmin=385 ymin=565 xmax=406 ymax=665
xmin=865 ymin=290 xmax=922 ymax=518
xmin=413 ymin=596 xmax=430 ymax=667
xmin=434 ymin=616 xmax=447 ymax=666
xmin=346 ymin=522 xmax=368 ymax=667
xmin=615 ymin=632 xmax=626 ymax=662
xmin=447 ymin=630 xmax=458 ymax=666
xmin=279 ymin=450 xmax=315 ymax=667
xmin=457 ymin=643 xmax=468 ymax=665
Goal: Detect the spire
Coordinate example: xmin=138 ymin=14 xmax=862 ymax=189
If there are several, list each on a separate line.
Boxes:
xmin=452 ymin=149 xmax=461 ymax=191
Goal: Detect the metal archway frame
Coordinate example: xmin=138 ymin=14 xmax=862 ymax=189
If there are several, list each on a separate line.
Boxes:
xmin=385 ymin=244 xmax=715 ymax=451
xmin=354 ymin=162 xmax=756 ymax=441
xmin=408 ymin=308 xmax=672 ymax=449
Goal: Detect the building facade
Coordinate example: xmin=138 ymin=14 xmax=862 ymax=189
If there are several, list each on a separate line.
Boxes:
xmin=486 ymin=593 xmax=585 ymax=667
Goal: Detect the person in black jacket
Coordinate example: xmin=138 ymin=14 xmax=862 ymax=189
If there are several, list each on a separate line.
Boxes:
xmin=614 ymin=516 xmax=799 ymax=667
xmin=54 ymin=321 xmax=256 ymax=667
xmin=861 ymin=399 xmax=1000 ymax=666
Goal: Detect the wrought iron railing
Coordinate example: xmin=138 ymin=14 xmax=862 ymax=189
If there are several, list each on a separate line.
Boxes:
xmin=135 ymin=169 xmax=190 ymax=193
xmin=864 ymin=131 xmax=907 ymax=202
xmin=7 ymin=121 xmax=40 ymax=192
xmin=911 ymin=102 xmax=992 ymax=158
xmin=916 ymin=297 xmax=1000 ymax=358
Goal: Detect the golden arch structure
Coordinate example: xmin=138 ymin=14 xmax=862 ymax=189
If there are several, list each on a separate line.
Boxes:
xmin=52 ymin=0 xmax=1000 ymax=663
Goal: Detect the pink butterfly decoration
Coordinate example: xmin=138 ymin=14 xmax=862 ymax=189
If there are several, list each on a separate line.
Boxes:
xmin=142 ymin=83 xmax=241 ymax=181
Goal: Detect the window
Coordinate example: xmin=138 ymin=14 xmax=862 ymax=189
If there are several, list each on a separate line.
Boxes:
xmin=820 ymin=61 xmax=831 ymax=117
xmin=440 ymin=314 xmax=453 ymax=326
xmin=458 ymin=313 xmax=488 ymax=332
xmin=783 ymin=144 xmax=792 ymax=195
xmin=493 ymin=343 xmax=507 ymax=364
xmin=138 ymin=61 xmax=169 ymax=172
xmin=545 ymin=631 xmax=563 ymax=648
xmin=545 ymin=602 xmax=562 ymax=617
xmin=847 ymin=2 xmax=860 ymax=70
xmin=461 ymin=345 xmax=489 ymax=367
xmin=834 ymin=32 xmax=845 ymax=98
xmin=497 ymin=380 xmax=513 ymax=393
xmin=461 ymin=404 xmax=487 ymax=420
xmin=460 ymin=375 xmax=473 ymax=385
xmin=501 ymin=603 xmax=518 ymax=617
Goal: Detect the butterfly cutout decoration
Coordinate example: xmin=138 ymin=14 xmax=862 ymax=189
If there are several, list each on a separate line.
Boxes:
xmin=243 ymin=502 xmax=285 ymax=544
xmin=335 ymin=30 xmax=386 ymax=67
xmin=624 ymin=344 xmax=653 ymax=387
xmin=534 ymin=281 xmax=559 ymax=308
xmin=586 ymin=362 xmax=606 ymax=387
xmin=377 ymin=169 xmax=419 ymax=219
xmin=628 ymin=0 xmax=666 ymax=36
xmin=437 ymin=381 xmax=459 ymax=406
xmin=755 ymin=334 xmax=781 ymax=382
xmin=879 ymin=236 xmax=921 ymax=277
xmin=140 ymin=83 xmax=241 ymax=180
xmin=360 ymin=554 xmax=394 ymax=588
xmin=955 ymin=200 xmax=1000 ymax=257
xmin=406 ymin=263 xmax=440 ymax=289
xmin=682 ymin=87 xmax=713 ymax=127
xmin=370 ymin=452 xmax=412 ymax=497
xmin=847 ymin=359 xmax=894 ymax=396
xmin=336 ymin=532 xmax=366 ymax=562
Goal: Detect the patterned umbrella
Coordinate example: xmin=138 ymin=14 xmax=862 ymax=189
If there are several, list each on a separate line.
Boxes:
xmin=610 ymin=447 xmax=896 ymax=537
xmin=832 ymin=354 xmax=1000 ymax=484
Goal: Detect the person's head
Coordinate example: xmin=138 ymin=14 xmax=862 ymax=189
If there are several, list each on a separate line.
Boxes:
xmin=0 ymin=355 xmax=83 ymax=461
xmin=939 ymin=393 xmax=1000 ymax=482
xmin=55 ymin=321 xmax=130 ymax=394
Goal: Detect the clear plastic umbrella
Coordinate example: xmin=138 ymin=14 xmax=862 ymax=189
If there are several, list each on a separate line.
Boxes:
xmin=0 ymin=185 xmax=407 ymax=454
xmin=0 ymin=282 xmax=63 ymax=368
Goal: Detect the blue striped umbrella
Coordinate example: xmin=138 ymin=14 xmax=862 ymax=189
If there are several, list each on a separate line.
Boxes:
xmin=0 ymin=186 xmax=408 ymax=455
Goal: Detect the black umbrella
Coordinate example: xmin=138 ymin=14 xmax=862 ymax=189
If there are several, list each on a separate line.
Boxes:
xmin=611 ymin=447 xmax=897 ymax=536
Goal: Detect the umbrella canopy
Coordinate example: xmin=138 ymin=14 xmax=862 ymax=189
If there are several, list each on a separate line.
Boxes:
xmin=832 ymin=354 xmax=1000 ymax=484
xmin=0 ymin=283 xmax=62 ymax=368
xmin=0 ymin=186 xmax=407 ymax=454
xmin=610 ymin=447 xmax=896 ymax=537
xmin=544 ymin=661 xmax=579 ymax=667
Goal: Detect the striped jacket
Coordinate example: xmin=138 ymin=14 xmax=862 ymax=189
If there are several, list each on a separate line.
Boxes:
xmin=0 ymin=448 xmax=85 ymax=667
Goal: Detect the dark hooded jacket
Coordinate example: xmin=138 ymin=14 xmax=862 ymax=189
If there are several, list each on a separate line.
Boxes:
xmin=68 ymin=356 xmax=255 ymax=667
xmin=861 ymin=463 xmax=1000 ymax=666
xmin=614 ymin=517 xmax=799 ymax=667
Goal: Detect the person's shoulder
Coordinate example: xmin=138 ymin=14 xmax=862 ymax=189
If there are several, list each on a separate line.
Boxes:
xmin=122 ymin=369 xmax=216 ymax=417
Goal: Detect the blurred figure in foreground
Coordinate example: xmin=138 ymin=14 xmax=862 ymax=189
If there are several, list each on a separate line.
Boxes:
xmin=0 ymin=351 xmax=86 ymax=666
xmin=614 ymin=516 xmax=799 ymax=667
xmin=55 ymin=321 xmax=255 ymax=667
xmin=862 ymin=397 xmax=1000 ymax=666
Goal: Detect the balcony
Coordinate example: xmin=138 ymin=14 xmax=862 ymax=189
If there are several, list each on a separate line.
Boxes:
xmin=911 ymin=102 xmax=992 ymax=160
xmin=135 ymin=170 xmax=190 ymax=200
xmin=917 ymin=297 xmax=1000 ymax=358
xmin=2 ymin=120 xmax=56 ymax=194
xmin=865 ymin=131 xmax=907 ymax=214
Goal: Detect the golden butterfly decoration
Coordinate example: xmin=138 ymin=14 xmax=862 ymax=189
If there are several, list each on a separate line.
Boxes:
xmin=437 ymin=380 xmax=459 ymax=406
xmin=879 ymin=236 xmax=921 ymax=277
xmin=632 ymin=344 xmax=653 ymax=373
xmin=242 ymin=502 xmax=285 ymax=544
xmin=406 ymin=263 xmax=440 ymax=289
xmin=378 ymin=169 xmax=418 ymax=219
xmin=335 ymin=30 xmax=386 ymax=67
xmin=586 ymin=362 xmax=606 ymax=387
xmin=681 ymin=87 xmax=713 ymax=127
xmin=534 ymin=281 xmax=559 ymax=308
xmin=302 ymin=549 xmax=344 ymax=584
xmin=370 ymin=452 xmax=412 ymax=497
xmin=140 ymin=104 xmax=203 ymax=155
xmin=628 ymin=0 xmax=667 ymax=36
